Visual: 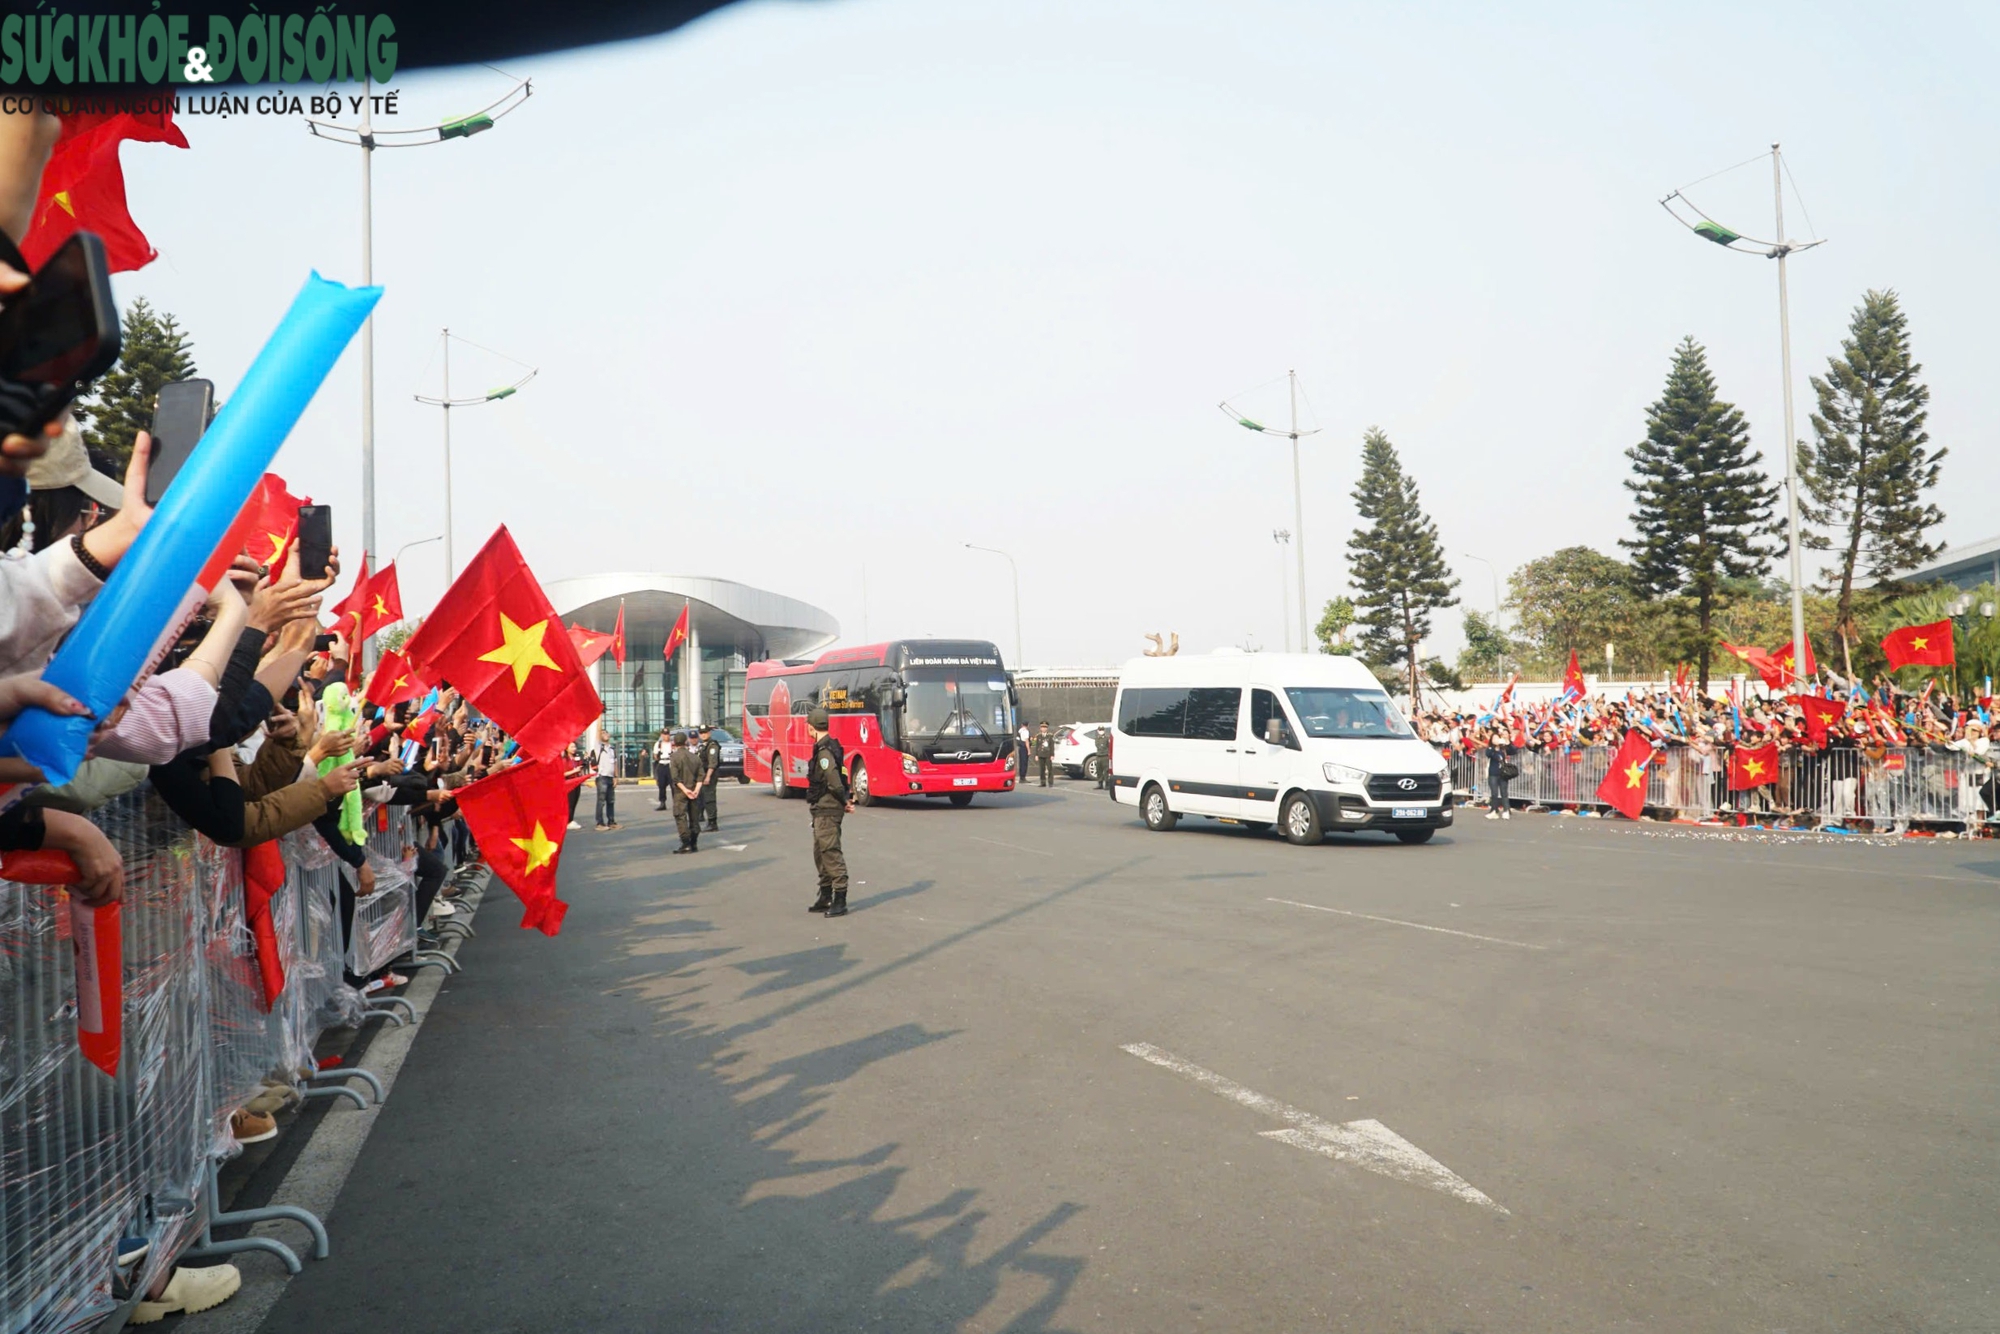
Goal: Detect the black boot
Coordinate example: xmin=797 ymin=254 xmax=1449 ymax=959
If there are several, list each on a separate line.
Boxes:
xmin=688 ymin=834 xmax=699 ymax=851
xmin=705 ymin=821 xmax=719 ymax=832
xmin=808 ymin=889 xmax=833 ymax=913
xmin=823 ymin=889 xmax=848 ymax=918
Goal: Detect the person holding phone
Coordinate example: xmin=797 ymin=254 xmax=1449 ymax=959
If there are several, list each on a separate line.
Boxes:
xmin=593 ymin=728 xmax=620 ymax=831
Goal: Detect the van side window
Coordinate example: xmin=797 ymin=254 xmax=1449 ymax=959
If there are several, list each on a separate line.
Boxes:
xmin=1252 ymin=689 xmax=1298 ymax=749
xmin=1118 ymin=687 xmax=1189 ymax=737
xmin=1184 ymin=688 xmax=1242 ymax=741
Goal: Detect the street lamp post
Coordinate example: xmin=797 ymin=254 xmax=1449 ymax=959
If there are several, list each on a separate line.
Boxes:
xmin=414 ymin=329 xmax=537 ymax=583
xmin=1221 ymin=371 xmax=1319 ymax=652
xmin=1273 ymin=529 xmax=1292 ymax=652
xmin=1463 ymin=552 xmax=1505 ymax=678
xmin=964 ymin=544 xmax=1022 ymax=668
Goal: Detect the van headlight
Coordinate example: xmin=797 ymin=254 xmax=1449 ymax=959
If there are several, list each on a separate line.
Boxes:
xmin=1322 ymin=762 xmax=1367 ymax=785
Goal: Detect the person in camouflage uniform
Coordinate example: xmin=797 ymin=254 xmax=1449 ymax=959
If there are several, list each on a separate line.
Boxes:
xmin=805 ymin=707 xmax=853 ymax=917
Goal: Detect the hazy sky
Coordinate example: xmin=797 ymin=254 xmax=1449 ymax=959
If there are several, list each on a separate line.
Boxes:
xmin=113 ymin=0 xmax=2000 ymax=668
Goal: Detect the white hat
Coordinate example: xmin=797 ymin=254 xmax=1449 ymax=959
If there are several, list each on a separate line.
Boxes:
xmin=25 ymin=422 xmax=123 ymax=509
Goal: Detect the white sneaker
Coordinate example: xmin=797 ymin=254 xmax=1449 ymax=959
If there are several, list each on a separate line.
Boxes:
xmin=1501 ymin=811 xmax=1511 ymax=820
xmin=131 ymin=1265 xmax=242 ymax=1324
xmin=430 ymin=900 xmax=456 ymax=919
xmin=1484 ymin=811 xmax=1499 ymax=820
xmin=567 ymin=820 xmax=581 ymax=830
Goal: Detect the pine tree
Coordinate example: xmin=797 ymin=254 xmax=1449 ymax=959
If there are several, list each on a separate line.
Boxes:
xmin=1622 ymin=338 xmax=1778 ymax=690
xmin=1345 ymin=428 xmax=1458 ymax=702
xmin=76 ymin=297 xmax=199 ymax=465
xmin=1797 ymin=289 xmax=1943 ymax=674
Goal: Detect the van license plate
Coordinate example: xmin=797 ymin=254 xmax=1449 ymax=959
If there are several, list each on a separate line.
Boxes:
xmin=1391 ymin=806 xmax=1425 ymax=820
xmin=953 ymin=777 xmax=978 ymax=787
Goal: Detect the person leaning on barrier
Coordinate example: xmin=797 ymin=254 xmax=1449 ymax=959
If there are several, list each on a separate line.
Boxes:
xmin=805 ymin=707 xmax=854 ymax=917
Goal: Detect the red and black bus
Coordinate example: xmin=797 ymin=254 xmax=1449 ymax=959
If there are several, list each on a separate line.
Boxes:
xmin=744 ymin=639 xmax=1020 ymax=806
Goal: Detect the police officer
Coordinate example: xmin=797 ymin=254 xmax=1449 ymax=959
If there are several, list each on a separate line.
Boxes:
xmin=697 ymin=723 xmax=722 ymax=832
xmin=1093 ymin=724 xmax=1112 ymax=791
xmin=805 ymin=707 xmax=854 ymax=917
xmin=669 ymin=730 xmax=703 ymax=853
xmin=1032 ymin=721 xmax=1056 ymax=787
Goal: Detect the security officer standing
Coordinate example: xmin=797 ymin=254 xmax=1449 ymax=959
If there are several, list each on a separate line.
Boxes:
xmin=1032 ymin=721 xmax=1056 ymax=787
xmin=805 ymin=707 xmax=854 ymax=918
xmin=697 ymin=723 xmax=722 ymax=832
xmin=1093 ymin=724 xmax=1112 ymax=791
xmin=669 ymin=730 xmax=703 ymax=853
xmin=652 ymin=728 xmax=673 ymax=810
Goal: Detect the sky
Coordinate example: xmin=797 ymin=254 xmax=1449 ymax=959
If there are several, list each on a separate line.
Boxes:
xmin=112 ymin=0 xmax=2000 ymax=669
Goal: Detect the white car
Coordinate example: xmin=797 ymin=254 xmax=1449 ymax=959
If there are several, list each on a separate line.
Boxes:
xmin=1055 ymin=722 xmax=1113 ymax=780
xmin=1109 ymin=650 xmax=1453 ymax=844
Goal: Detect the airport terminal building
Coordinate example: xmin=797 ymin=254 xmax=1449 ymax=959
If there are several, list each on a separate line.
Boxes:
xmin=545 ymin=574 xmax=838 ymax=756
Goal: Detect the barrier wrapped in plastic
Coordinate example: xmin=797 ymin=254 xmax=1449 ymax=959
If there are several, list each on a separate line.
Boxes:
xmin=347 ymin=852 xmax=416 ymax=978
xmin=195 ymin=838 xmax=289 ymax=1163
xmin=278 ymin=831 xmax=367 ymax=1043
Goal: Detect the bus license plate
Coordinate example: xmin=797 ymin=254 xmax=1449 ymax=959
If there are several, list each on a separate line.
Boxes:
xmin=1392 ymin=806 xmax=1425 ymax=820
xmin=953 ymin=777 xmax=978 ymax=787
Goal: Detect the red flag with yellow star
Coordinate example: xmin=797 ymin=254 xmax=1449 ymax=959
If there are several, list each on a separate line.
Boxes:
xmin=1881 ymin=619 xmax=1954 ymax=671
xmin=22 ymin=109 xmax=189 ymax=274
xmin=451 ymin=756 xmax=573 ymax=936
xmin=357 ymin=563 xmax=404 ymax=642
xmin=363 ymin=648 xmax=426 ymax=710
xmin=1769 ymin=637 xmax=1816 ymax=688
xmin=1728 ymin=742 xmax=1780 ymax=790
xmin=611 ymin=600 xmax=627 ymax=667
xmin=329 ymin=553 xmax=373 ymax=648
xmin=663 ymin=601 xmax=690 ymax=664
xmin=1593 ymin=728 xmax=1655 ymax=820
xmin=1788 ymin=694 xmax=1845 ymax=748
xmin=567 ymin=623 xmax=615 ymax=668
xmin=402 ymin=526 xmax=601 ymax=760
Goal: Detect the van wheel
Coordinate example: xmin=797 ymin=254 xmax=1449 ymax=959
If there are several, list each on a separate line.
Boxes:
xmin=851 ymin=762 xmax=873 ymax=807
xmin=769 ymin=756 xmax=788 ymax=799
xmin=1142 ymin=784 xmax=1178 ymax=831
xmin=948 ymin=792 xmax=974 ymax=807
xmin=1394 ymin=828 xmax=1435 ymax=844
xmin=1281 ymin=793 xmax=1322 ymax=845
xmin=1083 ymin=755 xmax=1103 ymax=781
xmin=1242 ymin=821 xmax=1272 ymax=834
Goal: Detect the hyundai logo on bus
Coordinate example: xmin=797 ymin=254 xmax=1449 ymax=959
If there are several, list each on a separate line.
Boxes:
xmin=1397 ymin=777 xmax=1417 ymax=790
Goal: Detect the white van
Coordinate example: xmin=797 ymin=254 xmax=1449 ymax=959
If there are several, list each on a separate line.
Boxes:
xmin=1108 ymin=651 xmax=1453 ymax=844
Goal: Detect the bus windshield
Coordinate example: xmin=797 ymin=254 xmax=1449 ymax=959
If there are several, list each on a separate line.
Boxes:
xmin=903 ymin=671 xmax=1013 ymax=742
xmin=1283 ymin=687 xmax=1413 ymax=739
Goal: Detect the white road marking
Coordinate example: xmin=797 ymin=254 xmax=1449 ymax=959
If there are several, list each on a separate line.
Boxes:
xmin=1121 ymin=1042 xmax=1506 ymax=1214
xmin=970 ymin=835 xmax=1055 ymax=858
xmin=1266 ymin=897 xmax=1547 ymax=950
xmin=718 ymin=844 xmax=748 ymax=852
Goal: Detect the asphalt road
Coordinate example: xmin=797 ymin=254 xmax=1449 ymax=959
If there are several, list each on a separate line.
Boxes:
xmin=252 ymin=780 xmax=2000 ymax=1333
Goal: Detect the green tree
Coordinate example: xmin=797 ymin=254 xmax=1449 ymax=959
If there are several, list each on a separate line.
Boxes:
xmin=76 ymin=297 xmax=199 ymax=465
xmin=1454 ymin=609 xmax=1516 ymax=679
xmin=1506 ymin=546 xmax=1640 ymax=675
xmin=1798 ymin=289 xmax=1945 ymax=675
xmin=1345 ymin=427 xmax=1458 ymax=701
xmin=378 ymin=622 xmax=416 ymax=654
xmin=1622 ymin=338 xmax=1777 ymax=690
xmin=1314 ymin=595 xmax=1356 ymax=654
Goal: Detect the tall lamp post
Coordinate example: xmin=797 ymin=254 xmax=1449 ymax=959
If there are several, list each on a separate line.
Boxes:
xmin=306 ymin=75 xmax=533 ymax=581
xmin=414 ymin=330 xmax=537 ymax=583
xmin=1221 ymin=370 xmax=1318 ymax=652
xmin=1463 ymin=551 xmax=1505 ymax=677
xmin=1662 ymin=144 xmax=1825 ymax=682
xmin=1273 ymin=529 xmax=1292 ymax=652
xmin=964 ymin=544 xmax=1023 ymax=668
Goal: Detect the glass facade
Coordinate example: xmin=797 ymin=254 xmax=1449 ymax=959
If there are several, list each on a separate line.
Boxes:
xmin=593 ymin=632 xmax=750 ymax=772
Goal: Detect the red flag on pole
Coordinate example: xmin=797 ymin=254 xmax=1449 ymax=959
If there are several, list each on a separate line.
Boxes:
xmin=611 ymin=600 xmax=628 ymax=667
xmin=357 ymin=563 xmax=404 ymax=642
xmin=329 ymin=553 xmax=373 ymax=648
xmin=1788 ymin=694 xmax=1845 ymax=748
xmin=1770 ymin=637 xmax=1816 ymax=688
xmin=663 ymin=601 xmax=690 ymax=664
xmin=1561 ymin=649 xmax=1586 ymax=701
xmin=240 ymin=843 xmax=288 ymax=1011
xmin=1728 ymin=742 xmax=1780 ymax=789
xmin=451 ymin=757 xmax=574 ymax=935
xmin=1593 ymin=728 xmax=1655 ymax=820
xmin=402 ymin=527 xmax=602 ymax=760
xmin=201 ymin=473 xmax=306 ymax=589
xmin=567 ymin=623 xmax=615 ymax=668
xmin=1881 ymin=619 xmax=1955 ymax=671
xmin=22 ymin=109 xmax=190 ymax=274
xmin=363 ymin=648 xmax=427 ymax=710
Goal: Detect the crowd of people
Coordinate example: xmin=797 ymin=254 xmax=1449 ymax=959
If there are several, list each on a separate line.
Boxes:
xmin=1412 ymin=675 xmax=1997 ymax=827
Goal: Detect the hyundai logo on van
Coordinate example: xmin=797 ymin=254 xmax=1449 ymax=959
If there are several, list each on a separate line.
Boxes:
xmin=1397 ymin=777 xmax=1417 ymax=791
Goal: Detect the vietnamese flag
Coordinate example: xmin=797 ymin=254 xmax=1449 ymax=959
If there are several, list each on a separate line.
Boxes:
xmin=611 ymin=600 xmax=628 ymax=667
xmin=1770 ymin=637 xmax=1816 ymax=688
xmin=357 ymin=563 xmax=403 ymax=642
xmin=1720 ymin=641 xmax=1772 ymax=681
xmin=402 ymin=526 xmax=601 ymax=760
xmin=663 ymin=601 xmax=690 ymax=664
xmin=364 ymin=648 xmax=426 ymax=710
xmin=1881 ymin=619 xmax=1954 ymax=671
xmin=452 ymin=756 xmax=573 ymax=935
xmin=329 ymin=554 xmax=373 ymax=647
xmin=1789 ymin=694 xmax=1845 ymax=748
xmin=1561 ymin=649 xmax=1585 ymax=702
xmin=200 ymin=473 xmax=305 ymax=589
xmin=1728 ymin=742 xmax=1780 ymax=789
xmin=1593 ymin=728 xmax=1656 ymax=820
xmin=568 ymin=623 xmax=615 ymax=668
xmin=240 ymin=843 xmax=288 ymax=1012
xmin=22 ymin=109 xmax=190 ymax=274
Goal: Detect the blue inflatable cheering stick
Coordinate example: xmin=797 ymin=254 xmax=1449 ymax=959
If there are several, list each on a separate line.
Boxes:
xmin=7 ymin=273 xmax=381 ymax=786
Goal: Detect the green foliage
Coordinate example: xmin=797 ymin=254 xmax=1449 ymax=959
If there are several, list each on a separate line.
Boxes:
xmin=1868 ymin=582 xmax=2000 ymax=689
xmin=1345 ymin=427 xmax=1458 ymax=700
xmin=76 ymin=297 xmax=199 ymax=466
xmin=377 ymin=622 xmax=416 ymax=654
xmin=1797 ymin=289 xmax=1944 ymax=670
xmin=1454 ymin=609 xmax=1517 ymax=679
xmin=1421 ymin=656 xmax=1465 ymax=691
xmin=1505 ymin=547 xmax=1645 ymax=675
xmin=1314 ymin=595 xmax=1356 ymax=654
xmin=1622 ymin=337 xmax=1777 ymax=688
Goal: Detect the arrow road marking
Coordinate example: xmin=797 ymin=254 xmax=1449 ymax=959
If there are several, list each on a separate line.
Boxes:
xmin=1121 ymin=1042 xmax=1507 ymax=1214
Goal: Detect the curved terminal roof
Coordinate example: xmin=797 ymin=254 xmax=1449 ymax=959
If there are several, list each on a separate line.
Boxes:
xmin=544 ymin=573 xmax=839 ymax=662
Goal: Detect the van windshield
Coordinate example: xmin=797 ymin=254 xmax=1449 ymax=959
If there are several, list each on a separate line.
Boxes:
xmin=1283 ymin=687 xmax=1412 ymax=739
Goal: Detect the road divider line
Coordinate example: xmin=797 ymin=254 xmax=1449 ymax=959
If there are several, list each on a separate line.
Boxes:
xmin=1120 ymin=1042 xmax=1506 ymax=1213
xmin=970 ymin=835 xmax=1056 ymax=858
xmin=1266 ymin=898 xmax=1547 ymax=950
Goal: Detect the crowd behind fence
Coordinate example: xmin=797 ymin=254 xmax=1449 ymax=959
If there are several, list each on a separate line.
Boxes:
xmin=1 ymin=798 xmax=461 ymax=1334
xmin=1449 ymin=745 xmax=1995 ymax=831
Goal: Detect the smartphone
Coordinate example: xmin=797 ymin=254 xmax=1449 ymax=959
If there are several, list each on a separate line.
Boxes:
xmin=144 ymin=378 xmax=215 ymax=506
xmin=0 ymin=233 xmax=122 ymax=441
xmin=296 ymin=504 xmax=332 ymax=579
xmin=312 ymin=632 xmax=337 ymax=653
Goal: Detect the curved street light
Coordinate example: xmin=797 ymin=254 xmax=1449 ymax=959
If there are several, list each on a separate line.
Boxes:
xmin=1221 ymin=371 xmax=1318 ymax=651
xmin=415 ymin=329 xmax=538 ymax=582
xmin=964 ymin=544 xmax=1023 ymax=668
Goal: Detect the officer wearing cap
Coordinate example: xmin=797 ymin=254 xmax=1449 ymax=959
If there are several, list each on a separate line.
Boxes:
xmin=697 ymin=723 xmax=722 ymax=832
xmin=669 ymin=729 xmax=703 ymax=853
xmin=805 ymin=707 xmax=853 ymax=917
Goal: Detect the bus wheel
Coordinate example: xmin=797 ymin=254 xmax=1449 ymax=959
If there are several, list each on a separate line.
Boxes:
xmin=1142 ymin=784 xmax=1178 ymax=831
xmin=770 ymin=756 xmax=789 ymax=799
xmin=1281 ymin=793 xmax=1322 ymax=845
xmin=851 ymin=762 xmax=873 ymax=807
xmin=948 ymin=792 xmax=974 ymax=807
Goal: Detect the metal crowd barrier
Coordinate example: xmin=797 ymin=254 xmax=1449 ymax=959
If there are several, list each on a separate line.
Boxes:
xmin=1 ymin=795 xmax=445 ymax=1334
xmin=1447 ymin=745 xmax=1993 ymax=831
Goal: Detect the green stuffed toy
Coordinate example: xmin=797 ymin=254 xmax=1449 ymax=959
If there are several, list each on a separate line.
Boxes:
xmin=318 ymin=681 xmax=365 ymax=846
